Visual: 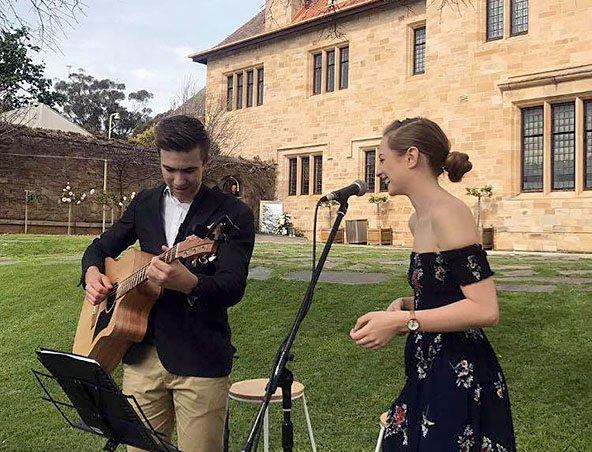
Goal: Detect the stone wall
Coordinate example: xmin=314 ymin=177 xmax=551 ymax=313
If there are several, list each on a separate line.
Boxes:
xmin=0 ymin=126 xmax=276 ymax=234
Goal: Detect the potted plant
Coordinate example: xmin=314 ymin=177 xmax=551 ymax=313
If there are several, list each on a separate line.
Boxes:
xmin=367 ymin=195 xmax=392 ymax=245
xmin=465 ymin=184 xmax=494 ymax=250
xmin=319 ymin=200 xmax=344 ymax=243
xmin=275 ymin=212 xmax=295 ymax=236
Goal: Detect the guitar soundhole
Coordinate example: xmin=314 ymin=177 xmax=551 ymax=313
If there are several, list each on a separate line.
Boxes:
xmin=105 ymin=283 xmax=118 ymax=313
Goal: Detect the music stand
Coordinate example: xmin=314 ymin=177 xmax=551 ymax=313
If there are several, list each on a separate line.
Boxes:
xmin=32 ymin=348 xmax=179 ymax=452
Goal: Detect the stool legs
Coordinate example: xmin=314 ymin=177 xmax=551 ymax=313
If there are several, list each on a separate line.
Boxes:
xmin=375 ymin=425 xmax=385 ymax=452
xmin=264 ymin=399 xmax=315 ymax=452
xmin=301 ymin=394 xmax=316 ymax=452
xmin=223 ymin=405 xmax=230 ymax=452
xmin=228 ymin=390 xmax=315 ymax=451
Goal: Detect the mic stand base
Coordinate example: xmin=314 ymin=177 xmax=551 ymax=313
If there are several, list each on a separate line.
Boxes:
xmin=278 ymin=366 xmax=294 ymax=452
xmin=240 ymin=201 xmax=349 ymax=452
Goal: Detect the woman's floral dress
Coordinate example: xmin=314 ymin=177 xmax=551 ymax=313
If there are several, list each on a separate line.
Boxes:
xmin=382 ymin=244 xmax=516 ymax=452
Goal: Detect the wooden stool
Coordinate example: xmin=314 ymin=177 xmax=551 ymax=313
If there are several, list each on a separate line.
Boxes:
xmin=228 ymin=378 xmax=316 ymax=452
xmin=375 ymin=411 xmax=389 ymax=452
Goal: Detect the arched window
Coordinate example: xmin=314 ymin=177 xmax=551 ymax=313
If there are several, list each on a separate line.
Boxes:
xmin=222 ymin=177 xmax=240 ymax=196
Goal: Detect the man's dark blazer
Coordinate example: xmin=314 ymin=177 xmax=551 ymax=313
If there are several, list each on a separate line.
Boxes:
xmin=80 ymin=183 xmax=255 ymax=377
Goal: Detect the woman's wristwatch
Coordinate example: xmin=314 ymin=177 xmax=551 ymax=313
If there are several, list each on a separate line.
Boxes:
xmin=407 ymin=301 xmax=420 ymax=332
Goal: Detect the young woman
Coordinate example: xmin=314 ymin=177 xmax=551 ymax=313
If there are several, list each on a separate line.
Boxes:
xmin=350 ymin=118 xmax=515 ymax=452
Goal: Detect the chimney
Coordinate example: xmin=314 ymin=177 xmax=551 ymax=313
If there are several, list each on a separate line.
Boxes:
xmin=265 ymin=0 xmax=307 ymax=32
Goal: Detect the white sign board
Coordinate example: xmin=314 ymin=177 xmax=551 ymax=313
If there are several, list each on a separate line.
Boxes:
xmin=259 ymin=200 xmax=283 ymax=234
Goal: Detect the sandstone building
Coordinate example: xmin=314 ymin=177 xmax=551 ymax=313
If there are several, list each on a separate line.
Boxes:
xmin=191 ymin=0 xmax=592 ymax=251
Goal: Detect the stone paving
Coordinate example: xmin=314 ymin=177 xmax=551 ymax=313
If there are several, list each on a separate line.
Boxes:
xmin=248 ymin=267 xmax=273 ymax=281
xmin=496 ymin=270 xmax=536 ymax=277
xmin=490 ymin=265 xmax=533 ymax=270
xmin=558 ymin=270 xmax=592 ymax=276
xmin=496 ymin=285 xmax=557 ymax=293
xmin=496 ymin=276 xmax=592 ymax=284
xmin=284 ymin=270 xmax=391 ymax=285
xmin=3 ymin=235 xmax=592 ymax=294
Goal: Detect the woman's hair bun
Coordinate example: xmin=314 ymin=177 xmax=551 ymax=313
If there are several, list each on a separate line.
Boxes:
xmin=443 ymin=152 xmax=472 ymax=183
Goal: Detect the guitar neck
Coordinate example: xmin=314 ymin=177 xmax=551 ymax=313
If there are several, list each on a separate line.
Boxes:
xmin=116 ymin=245 xmax=179 ymax=298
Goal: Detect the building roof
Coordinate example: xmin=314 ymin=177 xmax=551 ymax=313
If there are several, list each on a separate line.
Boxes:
xmin=191 ymin=0 xmax=385 ymax=64
xmin=292 ymin=0 xmax=377 ymax=23
xmin=0 ymin=102 xmax=92 ymax=136
xmin=217 ymin=10 xmax=266 ymax=47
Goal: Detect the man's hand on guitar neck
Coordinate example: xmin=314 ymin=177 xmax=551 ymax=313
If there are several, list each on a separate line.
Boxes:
xmin=147 ymin=245 xmax=199 ymax=295
xmin=85 ymin=266 xmax=113 ymax=305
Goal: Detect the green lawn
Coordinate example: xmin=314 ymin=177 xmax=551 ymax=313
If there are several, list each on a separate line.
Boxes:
xmin=0 ymin=234 xmax=590 ymax=451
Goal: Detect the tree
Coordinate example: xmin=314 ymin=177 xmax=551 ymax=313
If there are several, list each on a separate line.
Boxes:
xmin=54 ymin=69 xmax=153 ymax=137
xmin=465 ymin=185 xmax=493 ymax=229
xmin=129 ymin=124 xmax=155 ymax=145
xmin=166 ymin=75 xmax=245 ymax=156
xmin=0 ymin=27 xmax=64 ymax=111
xmin=118 ymin=90 xmax=154 ymax=137
xmin=105 ymin=146 xmax=160 ymax=205
xmin=0 ymin=0 xmax=84 ymax=48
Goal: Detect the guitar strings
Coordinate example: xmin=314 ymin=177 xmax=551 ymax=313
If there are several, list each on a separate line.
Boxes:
xmin=104 ymin=245 xmax=178 ymax=300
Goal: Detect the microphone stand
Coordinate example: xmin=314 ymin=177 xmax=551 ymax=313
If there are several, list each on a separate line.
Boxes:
xmin=240 ymin=200 xmax=349 ymax=452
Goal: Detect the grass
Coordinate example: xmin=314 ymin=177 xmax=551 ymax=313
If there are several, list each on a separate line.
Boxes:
xmin=0 ymin=234 xmax=590 ymax=451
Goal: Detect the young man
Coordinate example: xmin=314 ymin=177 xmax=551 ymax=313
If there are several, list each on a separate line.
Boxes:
xmin=80 ymin=115 xmax=255 ymax=452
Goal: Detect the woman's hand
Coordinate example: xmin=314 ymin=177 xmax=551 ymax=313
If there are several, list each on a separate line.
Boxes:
xmin=349 ymin=311 xmax=408 ymax=350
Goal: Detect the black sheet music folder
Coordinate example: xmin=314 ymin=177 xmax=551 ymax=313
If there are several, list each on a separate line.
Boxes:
xmin=33 ymin=348 xmax=179 ymax=452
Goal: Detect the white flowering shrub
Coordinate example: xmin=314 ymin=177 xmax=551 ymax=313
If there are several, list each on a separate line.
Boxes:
xmin=60 ymin=182 xmax=94 ymax=206
xmin=118 ymin=191 xmax=136 ymax=209
xmin=275 ymin=213 xmax=294 ymax=236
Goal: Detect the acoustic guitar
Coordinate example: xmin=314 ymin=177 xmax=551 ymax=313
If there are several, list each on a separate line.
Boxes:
xmin=73 ymin=232 xmax=220 ymax=373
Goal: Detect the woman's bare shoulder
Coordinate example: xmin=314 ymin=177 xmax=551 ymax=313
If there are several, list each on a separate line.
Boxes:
xmin=431 ymin=197 xmax=479 ymax=250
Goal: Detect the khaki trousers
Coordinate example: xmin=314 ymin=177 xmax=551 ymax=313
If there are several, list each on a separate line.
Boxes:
xmin=122 ymin=345 xmax=230 ymax=452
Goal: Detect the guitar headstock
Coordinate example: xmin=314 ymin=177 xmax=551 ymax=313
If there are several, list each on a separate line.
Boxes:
xmin=175 ymin=235 xmax=216 ymax=260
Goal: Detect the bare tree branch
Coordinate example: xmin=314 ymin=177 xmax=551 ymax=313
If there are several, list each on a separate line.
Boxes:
xmin=0 ymin=107 xmax=36 ymax=139
xmin=0 ymin=0 xmax=85 ymax=49
xmin=204 ymin=96 xmax=246 ymax=157
xmin=168 ymin=75 xmax=202 ymax=114
xmin=264 ymin=0 xmax=472 ymax=39
xmin=169 ymin=76 xmax=246 ymax=157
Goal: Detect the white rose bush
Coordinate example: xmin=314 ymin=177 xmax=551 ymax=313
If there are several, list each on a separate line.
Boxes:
xmin=59 ymin=182 xmax=95 ymax=235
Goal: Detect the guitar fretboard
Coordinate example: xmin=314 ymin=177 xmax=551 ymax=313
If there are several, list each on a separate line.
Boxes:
xmin=110 ymin=245 xmax=179 ymax=300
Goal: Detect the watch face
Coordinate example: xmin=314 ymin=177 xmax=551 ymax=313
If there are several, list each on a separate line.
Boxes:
xmin=407 ymin=319 xmax=420 ymax=331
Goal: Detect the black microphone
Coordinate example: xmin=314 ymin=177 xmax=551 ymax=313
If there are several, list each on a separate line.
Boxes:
xmin=319 ymin=180 xmax=368 ymax=203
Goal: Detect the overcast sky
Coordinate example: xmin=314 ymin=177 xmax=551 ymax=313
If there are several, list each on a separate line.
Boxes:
xmin=31 ymin=1 xmax=264 ymax=114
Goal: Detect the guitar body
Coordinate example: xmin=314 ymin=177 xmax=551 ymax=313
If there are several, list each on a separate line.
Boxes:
xmin=73 ymin=249 xmax=159 ymax=373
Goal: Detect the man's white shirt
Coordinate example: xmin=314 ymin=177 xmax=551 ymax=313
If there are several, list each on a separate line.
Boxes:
xmin=162 ymin=186 xmax=193 ymax=247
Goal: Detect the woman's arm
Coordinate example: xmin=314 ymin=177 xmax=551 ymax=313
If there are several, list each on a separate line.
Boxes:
xmin=350 ymin=199 xmax=499 ymax=349
xmin=386 ymin=296 xmax=414 ymax=311
xmin=350 ymin=279 xmax=498 ymax=349
xmin=412 ymin=278 xmax=499 ymax=331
